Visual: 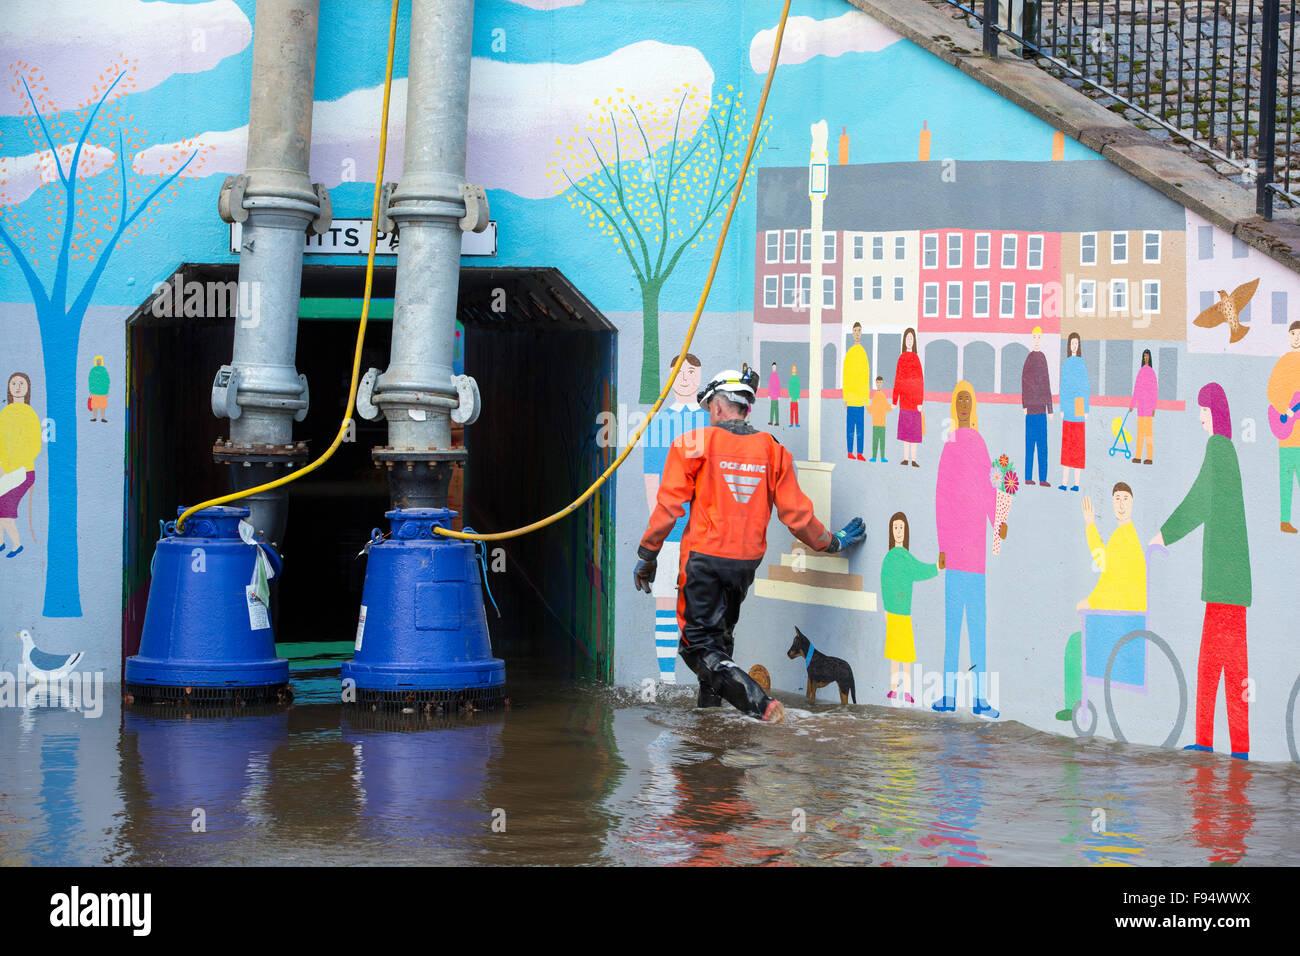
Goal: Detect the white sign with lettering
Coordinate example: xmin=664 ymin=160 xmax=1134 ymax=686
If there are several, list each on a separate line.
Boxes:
xmin=230 ymin=218 xmax=497 ymax=257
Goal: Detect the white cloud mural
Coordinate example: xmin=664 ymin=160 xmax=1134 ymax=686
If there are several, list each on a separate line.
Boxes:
xmin=134 ymin=40 xmax=716 ymax=201
xmin=0 ymin=0 xmax=251 ymax=115
xmin=749 ymin=9 xmax=900 ymax=72
xmin=0 ymin=143 xmax=117 ymax=205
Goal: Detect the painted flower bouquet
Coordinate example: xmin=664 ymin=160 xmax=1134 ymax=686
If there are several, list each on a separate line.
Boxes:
xmin=991 ymin=454 xmax=1019 ymax=555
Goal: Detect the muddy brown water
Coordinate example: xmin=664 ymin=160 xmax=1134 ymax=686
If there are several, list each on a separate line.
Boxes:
xmin=3 ymin=664 xmax=1299 ymax=866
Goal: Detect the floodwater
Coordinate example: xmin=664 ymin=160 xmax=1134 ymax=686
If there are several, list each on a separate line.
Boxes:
xmin=3 ymin=660 xmax=1300 ymax=866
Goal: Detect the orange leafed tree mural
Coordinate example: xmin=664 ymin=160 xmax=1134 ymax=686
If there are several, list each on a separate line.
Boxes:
xmin=548 ymin=84 xmax=767 ymax=403
xmin=0 ymin=57 xmax=207 ymax=616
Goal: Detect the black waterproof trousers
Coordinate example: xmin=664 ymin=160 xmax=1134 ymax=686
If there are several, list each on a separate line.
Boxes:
xmin=677 ymin=551 xmax=772 ymax=718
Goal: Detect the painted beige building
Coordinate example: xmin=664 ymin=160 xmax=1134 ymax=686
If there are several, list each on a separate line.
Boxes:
xmin=1059 ymin=228 xmax=1186 ymax=340
xmin=841 ymin=229 xmax=920 ymax=330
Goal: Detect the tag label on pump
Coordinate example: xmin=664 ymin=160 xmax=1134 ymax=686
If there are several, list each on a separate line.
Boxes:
xmin=245 ymin=585 xmax=271 ymax=630
xmin=355 ymin=605 xmax=367 ymax=651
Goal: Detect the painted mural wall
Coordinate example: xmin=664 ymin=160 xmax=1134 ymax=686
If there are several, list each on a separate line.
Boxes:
xmin=3 ymin=0 xmax=1300 ymax=761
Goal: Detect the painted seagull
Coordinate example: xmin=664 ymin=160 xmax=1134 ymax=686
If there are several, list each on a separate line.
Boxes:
xmin=16 ymin=629 xmax=83 ymax=682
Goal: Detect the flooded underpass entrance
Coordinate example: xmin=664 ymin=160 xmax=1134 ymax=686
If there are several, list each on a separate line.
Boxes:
xmin=124 ymin=264 xmax=616 ymax=683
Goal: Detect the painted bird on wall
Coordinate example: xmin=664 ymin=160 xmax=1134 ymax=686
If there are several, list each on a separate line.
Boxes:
xmin=1193 ymin=278 xmax=1260 ymax=344
xmin=16 ymin=629 xmax=83 ymax=681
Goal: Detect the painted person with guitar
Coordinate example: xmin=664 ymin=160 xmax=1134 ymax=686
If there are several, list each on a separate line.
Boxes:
xmin=1267 ymin=320 xmax=1300 ymax=534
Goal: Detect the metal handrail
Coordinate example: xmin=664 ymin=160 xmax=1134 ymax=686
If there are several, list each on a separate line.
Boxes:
xmin=946 ymin=0 xmax=1296 ymax=219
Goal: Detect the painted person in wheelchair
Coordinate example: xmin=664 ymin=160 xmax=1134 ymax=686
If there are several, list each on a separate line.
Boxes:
xmin=1056 ymin=482 xmax=1147 ymax=722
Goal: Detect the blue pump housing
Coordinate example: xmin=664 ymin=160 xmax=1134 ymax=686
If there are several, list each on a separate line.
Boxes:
xmin=342 ymin=508 xmax=505 ymax=703
xmin=126 ymin=505 xmax=290 ymax=700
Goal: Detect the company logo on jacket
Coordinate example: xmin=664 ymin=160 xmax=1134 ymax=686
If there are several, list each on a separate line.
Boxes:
xmin=718 ymin=460 xmax=765 ymax=503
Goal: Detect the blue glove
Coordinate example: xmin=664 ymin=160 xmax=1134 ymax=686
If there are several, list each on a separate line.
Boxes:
xmin=634 ymin=558 xmax=658 ymax=593
xmin=826 ymin=517 xmax=866 ymax=554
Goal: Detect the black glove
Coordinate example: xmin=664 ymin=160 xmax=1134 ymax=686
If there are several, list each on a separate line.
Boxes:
xmin=634 ymin=558 xmax=657 ymax=593
xmin=826 ymin=517 xmax=866 ymax=554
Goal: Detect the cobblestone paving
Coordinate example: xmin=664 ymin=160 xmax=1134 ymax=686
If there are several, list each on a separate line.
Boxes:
xmin=928 ymin=0 xmax=1298 ymax=209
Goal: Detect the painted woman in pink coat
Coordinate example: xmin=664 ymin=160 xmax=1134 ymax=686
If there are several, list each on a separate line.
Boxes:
xmin=933 ymin=381 xmax=1007 ymax=718
xmin=1129 ymin=349 xmax=1158 ymax=464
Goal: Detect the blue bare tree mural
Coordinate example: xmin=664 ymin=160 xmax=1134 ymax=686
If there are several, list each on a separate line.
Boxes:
xmin=0 ymin=60 xmax=202 ymax=616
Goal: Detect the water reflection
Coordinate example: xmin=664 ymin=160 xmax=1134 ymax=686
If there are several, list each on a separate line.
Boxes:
xmin=1 ymin=672 xmax=1297 ymax=866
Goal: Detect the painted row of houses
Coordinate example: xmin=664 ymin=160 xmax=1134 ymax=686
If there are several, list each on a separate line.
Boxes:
xmin=752 ymin=158 xmax=1196 ymax=399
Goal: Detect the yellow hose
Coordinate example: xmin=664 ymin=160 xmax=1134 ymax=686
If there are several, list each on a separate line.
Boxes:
xmin=438 ymin=0 xmax=794 ymax=541
xmin=176 ymin=0 xmax=402 ymax=533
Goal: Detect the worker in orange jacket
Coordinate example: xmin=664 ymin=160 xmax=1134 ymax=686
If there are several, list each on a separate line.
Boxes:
xmin=635 ymin=368 xmax=866 ymax=722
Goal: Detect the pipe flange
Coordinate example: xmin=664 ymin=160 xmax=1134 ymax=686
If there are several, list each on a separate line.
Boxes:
xmin=371 ymin=446 xmax=467 ymax=464
xmin=213 ymin=439 xmax=311 ymax=465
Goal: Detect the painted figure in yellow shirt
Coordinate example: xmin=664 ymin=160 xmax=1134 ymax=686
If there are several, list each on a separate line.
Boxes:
xmin=1056 ymin=482 xmax=1146 ymax=721
xmin=0 ymin=372 xmax=42 ymax=558
xmin=1076 ymin=482 xmax=1146 ymax=612
xmin=843 ymin=321 xmax=870 ymax=460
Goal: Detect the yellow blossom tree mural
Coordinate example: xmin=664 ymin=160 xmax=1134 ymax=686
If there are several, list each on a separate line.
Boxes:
xmin=550 ymin=83 xmax=767 ymax=403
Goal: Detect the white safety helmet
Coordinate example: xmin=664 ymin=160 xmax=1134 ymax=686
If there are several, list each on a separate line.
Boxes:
xmin=698 ymin=368 xmax=758 ymax=409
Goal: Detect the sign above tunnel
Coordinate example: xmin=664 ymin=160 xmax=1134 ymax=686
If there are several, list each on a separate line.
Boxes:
xmin=229 ymin=218 xmax=497 ymax=257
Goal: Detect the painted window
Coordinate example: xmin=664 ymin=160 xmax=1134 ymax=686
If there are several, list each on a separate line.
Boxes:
xmin=1198 ymin=225 xmax=1214 ymax=260
xmin=1026 ymin=284 xmax=1042 ymax=318
xmin=800 ymin=229 xmax=812 ymax=263
xmin=1081 ymin=233 xmax=1097 ymax=265
xmin=973 ymin=281 xmax=990 ymax=317
xmin=824 ymin=232 xmax=837 ymax=263
xmin=1027 ymin=234 xmax=1044 ymax=270
xmin=923 ymin=234 xmax=938 ymax=269
xmin=1078 ymin=279 xmax=1096 ymax=313
xmin=1274 ymin=290 xmax=1290 ymax=324
xmin=1000 ymin=281 xmax=1015 ymax=318
xmin=800 ymin=273 xmax=811 ymax=307
xmin=894 ymin=235 xmax=906 ymax=259
xmin=765 ymin=231 xmax=779 ymax=263
xmin=853 ymin=276 xmax=864 ymax=301
xmin=1144 ymin=231 xmax=1161 ymax=263
xmin=1111 ymin=231 xmax=1128 ymax=264
xmin=1142 ymin=279 xmax=1160 ymax=314
xmin=782 ymin=273 xmax=797 ymax=307
xmin=872 ymin=275 xmax=883 ymax=300
xmin=872 ymin=235 xmax=884 ymax=260
xmin=764 ymin=275 xmax=778 ymax=307
xmin=946 ymin=281 xmax=962 ymax=318
xmin=823 ymin=276 xmax=836 ymax=308
xmin=947 ymin=233 xmax=962 ymax=268
xmin=893 ymin=276 xmax=905 ymax=302
xmin=1001 ymin=234 xmax=1017 ymax=268
xmin=974 ymin=233 xmax=991 ymax=268
xmin=923 ymin=282 xmax=939 ymax=317
xmin=783 ymin=230 xmax=797 ymax=263
xmin=1111 ymin=278 xmax=1128 ymax=313
xmin=853 ymin=235 xmax=864 ymax=260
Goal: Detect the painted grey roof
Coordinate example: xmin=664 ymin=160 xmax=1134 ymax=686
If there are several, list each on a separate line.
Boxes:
xmin=756 ymin=160 xmax=1186 ymax=232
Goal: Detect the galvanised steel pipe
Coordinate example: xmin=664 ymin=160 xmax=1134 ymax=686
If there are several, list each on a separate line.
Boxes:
xmin=215 ymin=0 xmax=327 ymax=547
xmin=372 ymin=0 xmax=477 ymax=509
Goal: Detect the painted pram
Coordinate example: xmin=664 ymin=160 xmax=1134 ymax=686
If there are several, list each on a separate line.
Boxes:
xmin=1108 ymin=411 xmax=1133 ymax=460
xmin=1069 ymin=545 xmax=1188 ymax=747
